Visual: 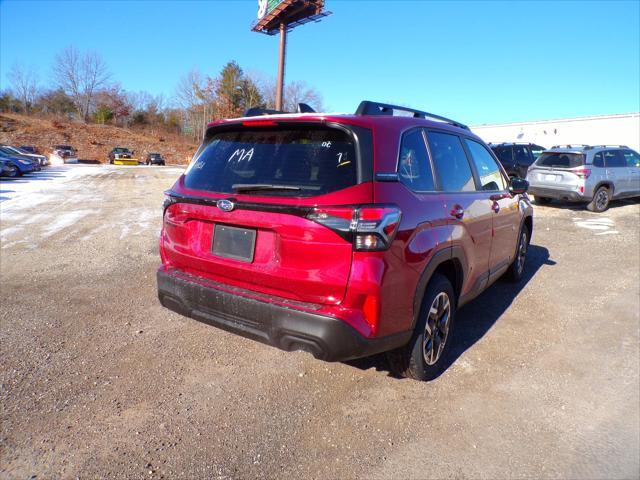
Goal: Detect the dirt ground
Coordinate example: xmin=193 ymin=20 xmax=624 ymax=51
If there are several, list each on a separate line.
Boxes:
xmin=1 ymin=165 xmax=639 ymax=479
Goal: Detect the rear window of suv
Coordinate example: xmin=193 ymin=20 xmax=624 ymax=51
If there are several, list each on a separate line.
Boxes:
xmin=184 ymin=126 xmax=357 ymax=196
xmin=536 ymin=152 xmax=585 ymax=168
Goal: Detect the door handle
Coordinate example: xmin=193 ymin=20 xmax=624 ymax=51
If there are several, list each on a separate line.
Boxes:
xmin=450 ymin=205 xmax=464 ymax=220
xmin=490 ymin=193 xmax=510 ymax=201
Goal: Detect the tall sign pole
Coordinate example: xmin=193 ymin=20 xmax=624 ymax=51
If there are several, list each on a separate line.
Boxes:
xmin=275 ymin=22 xmax=287 ymax=111
xmin=252 ymin=0 xmax=331 ymax=112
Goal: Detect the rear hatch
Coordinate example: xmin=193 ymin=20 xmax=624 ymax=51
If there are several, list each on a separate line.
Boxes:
xmin=527 ymin=151 xmax=587 ymax=188
xmin=162 ymin=121 xmax=373 ymax=305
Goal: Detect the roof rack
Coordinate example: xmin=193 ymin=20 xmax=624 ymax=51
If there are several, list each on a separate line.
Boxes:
xmin=488 ymin=142 xmax=538 ymax=146
xmin=591 ymin=144 xmax=629 ymax=149
xmin=355 ymin=100 xmax=469 ymax=130
xmin=551 ymin=144 xmax=591 ymax=149
xmin=244 ymin=103 xmax=317 ymax=117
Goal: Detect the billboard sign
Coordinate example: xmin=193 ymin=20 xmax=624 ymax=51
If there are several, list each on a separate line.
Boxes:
xmin=257 ymin=0 xmax=284 ymax=20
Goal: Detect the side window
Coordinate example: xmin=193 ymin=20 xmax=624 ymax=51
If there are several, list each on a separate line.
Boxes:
xmin=622 ymin=150 xmax=640 ymax=167
xmin=427 ymin=131 xmax=475 ymax=192
xmin=397 ymin=129 xmax=435 ymax=191
xmin=604 ymin=150 xmax=626 ymax=168
xmin=493 ymin=146 xmax=513 ymax=164
xmin=593 ymin=152 xmax=604 ymax=168
xmin=514 ymin=145 xmax=533 ymax=165
xmin=465 ymin=139 xmax=507 ymax=191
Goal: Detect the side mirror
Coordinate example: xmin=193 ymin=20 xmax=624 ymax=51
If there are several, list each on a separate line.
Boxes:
xmin=509 ymin=177 xmax=529 ymax=195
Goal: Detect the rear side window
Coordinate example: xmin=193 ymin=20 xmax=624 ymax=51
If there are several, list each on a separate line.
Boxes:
xmin=184 ymin=126 xmax=357 ymax=196
xmin=537 ymin=152 xmax=585 ymax=168
xmin=427 ymin=131 xmax=475 ymax=192
xmin=604 ymin=150 xmax=626 ymax=168
xmin=623 ymin=150 xmax=640 ymax=167
xmin=398 ymin=129 xmax=435 ymax=192
xmin=464 ymin=139 xmax=507 ymax=191
xmin=514 ymin=146 xmax=532 ymax=165
xmin=493 ymin=146 xmax=513 ymax=164
xmin=593 ymin=152 xmax=604 ymax=168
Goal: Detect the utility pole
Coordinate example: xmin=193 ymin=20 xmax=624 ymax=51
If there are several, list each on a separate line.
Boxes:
xmin=252 ymin=1 xmax=330 ymax=112
xmin=275 ymin=22 xmax=287 ymax=111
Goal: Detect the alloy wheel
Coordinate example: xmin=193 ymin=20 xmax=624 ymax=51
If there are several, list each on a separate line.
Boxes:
xmin=422 ymin=292 xmax=451 ymax=365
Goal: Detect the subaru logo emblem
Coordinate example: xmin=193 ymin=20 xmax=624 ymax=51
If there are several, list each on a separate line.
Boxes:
xmin=217 ymin=199 xmax=235 ymax=212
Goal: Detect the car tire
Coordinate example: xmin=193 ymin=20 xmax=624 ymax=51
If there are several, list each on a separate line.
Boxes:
xmin=587 ymin=186 xmax=610 ymax=212
xmin=386 ymin=273 xmax=456 ymax=381
xmin=533 ymin=196 xmax=552 ymax=205
xmin=506 ymin=225 xmax=530 ymax=282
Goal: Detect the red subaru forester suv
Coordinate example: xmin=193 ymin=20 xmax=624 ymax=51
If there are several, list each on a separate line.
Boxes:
xmin=158 ymin=101 xmax=533 ymax=381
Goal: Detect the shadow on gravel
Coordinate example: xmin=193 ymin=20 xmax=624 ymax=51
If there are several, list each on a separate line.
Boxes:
xmin=346 ymin=244 xmax=555 ymax=380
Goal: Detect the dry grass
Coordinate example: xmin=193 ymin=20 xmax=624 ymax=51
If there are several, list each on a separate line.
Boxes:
xmin=0 ymin=113 xmax=198 ymax=164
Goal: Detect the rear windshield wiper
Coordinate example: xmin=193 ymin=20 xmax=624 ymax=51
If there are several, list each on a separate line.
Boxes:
xmin=232 ymin=184 xmax=302 ymax=193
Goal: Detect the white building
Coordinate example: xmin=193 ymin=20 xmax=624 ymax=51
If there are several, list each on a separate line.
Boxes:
xmin=472 ymin=112 xmax=640 ymax=152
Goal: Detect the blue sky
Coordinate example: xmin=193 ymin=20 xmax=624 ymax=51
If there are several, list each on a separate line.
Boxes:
xmin=1 ymin=0 xmax=639 ymax=125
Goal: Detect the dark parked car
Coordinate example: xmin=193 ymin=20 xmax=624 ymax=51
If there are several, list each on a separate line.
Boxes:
xmin=157 ymin=101 xmax=533 ymax=381
xmin=0 ymin=152 xmax=36 ymax=176
xmin=1 ymin=145 xmax=48 ymax=167
xmin=0 ymin=158 xmax=19 ymax=177
xmin=144 ymin=153 xmax=165 ymax=166
xmin=19 ymin=145 xmax=38 ymax=154
xmin=0 ymin=147 xmax=39 ymax=172
xmin=490 ymin=142 xmax=546 ymax=179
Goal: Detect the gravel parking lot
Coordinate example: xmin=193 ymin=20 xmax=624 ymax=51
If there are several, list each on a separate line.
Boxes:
xmin=1 ymin=165 xmax=638 ymax=479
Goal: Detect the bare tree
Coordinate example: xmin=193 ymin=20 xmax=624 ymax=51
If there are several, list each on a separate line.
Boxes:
xmin=8 ymin=63 xmax=39 ymax=113
xmin=258 ymin=76 xmax=324 ymax=112
xmin=52 ymin=46 xmax=110 ymax=121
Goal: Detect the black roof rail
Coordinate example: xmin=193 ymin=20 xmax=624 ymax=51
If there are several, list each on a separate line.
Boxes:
xmin=244 ymin=107 xmax=284 ymax=117
xmin=355 ymin=100 xmax=469 ymax=130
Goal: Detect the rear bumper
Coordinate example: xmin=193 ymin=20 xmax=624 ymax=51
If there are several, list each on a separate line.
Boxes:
xmin=528 ymin=185 xmax=588 ymax=201
xmin=157 ymin=267 xmax=411 ymax=362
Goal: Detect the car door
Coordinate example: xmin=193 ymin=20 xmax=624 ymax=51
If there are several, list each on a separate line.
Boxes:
xmin=622 ymin=149 xmax=640 ymax=195
xmin=493 ymin=145 xmax=516 ymax=177
xmin=603 ymin=149 xmax=628 ymax=195
xmin=513 ymin=145 xmax=535 ymax=179
xmin=426 ymin=130 xmax=494 ymax=297
xmin=463 ymin=138 xmax=519 ymax=280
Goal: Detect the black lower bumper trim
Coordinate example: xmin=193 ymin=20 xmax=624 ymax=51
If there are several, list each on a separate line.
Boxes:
xmin=157 ymin=269 xmax=411 ymax=362
xmin=528 ymin=187 xmax=587 ymax=201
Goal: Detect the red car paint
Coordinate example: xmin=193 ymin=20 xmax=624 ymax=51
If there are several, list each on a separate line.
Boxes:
xmin=158 ymin=108 xmax=533 ymax=360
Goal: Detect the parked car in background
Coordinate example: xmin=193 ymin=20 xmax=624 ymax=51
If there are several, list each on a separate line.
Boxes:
xmin=19 ymin=145 xmax=38 ymax=154
xmin=527 ymin=145 xmax=640 ymax=212
xmin=0 ymin=146 xmax=40 ymax=171
xmin=1 ymin=145 xmax=48 ymax=167
xmin=144 ymin=153 xmax=165 ymax=166
xmin=51 ymin=145 xmax=78 ymax=164
xmin=108 ymin=147 xmax=139 ymax=165
xmin=0 ymin=152 xmax=36 ymax=176
xmin=0 ymin=158 xmax=19 ymax=177
xmin=157 ymin=100 xmax=533 ymax=381
xmin=490 ymin=142 xmax=546 ymax=179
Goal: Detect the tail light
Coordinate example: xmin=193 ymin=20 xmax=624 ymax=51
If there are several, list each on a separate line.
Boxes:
xmin=307 ymin=205 xmax=402 ymax=251
xmin=574 ymin=168 xmax=591 ymax=179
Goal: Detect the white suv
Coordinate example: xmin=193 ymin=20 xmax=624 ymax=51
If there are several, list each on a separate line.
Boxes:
xmin=526 ymin=145 xmax=640 ymax=212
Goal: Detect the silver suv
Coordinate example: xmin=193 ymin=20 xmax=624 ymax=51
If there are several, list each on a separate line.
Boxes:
xmin=526 ymin=145 xmax=640 ymax=212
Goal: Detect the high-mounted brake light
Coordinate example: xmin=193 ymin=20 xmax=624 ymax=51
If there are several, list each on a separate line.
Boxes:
xmin=307 ymin=205 xmax=402 ymax=251
xmin=241 ymin=120 xmax=278 ymax=127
